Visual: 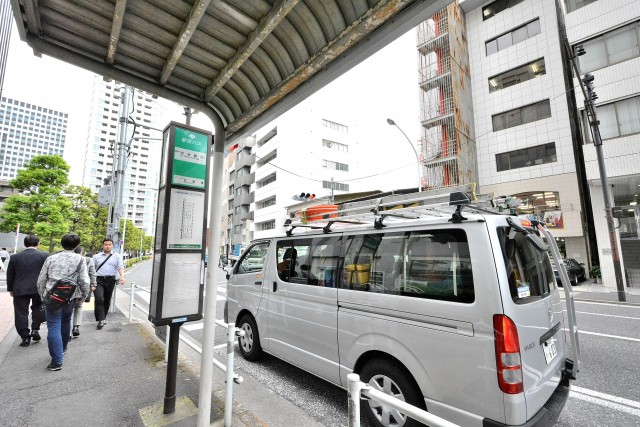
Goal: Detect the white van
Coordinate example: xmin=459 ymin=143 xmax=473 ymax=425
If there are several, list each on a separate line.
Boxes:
xmin=225 ymin=192 xmax=579 ymax=427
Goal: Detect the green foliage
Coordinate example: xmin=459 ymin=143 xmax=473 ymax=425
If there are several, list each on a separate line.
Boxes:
xmin=125 ymin=255 xmax=152 ymax=269
xmin=66 ymin=185 xmax=108 ymax=254
xmin=0 ymin=156 xmax=72 ymax=250
xmin=590 ymin=265 xmax=601 ymax=278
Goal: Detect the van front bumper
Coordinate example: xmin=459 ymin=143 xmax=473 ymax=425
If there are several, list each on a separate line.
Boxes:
xmin=483 ymin=378 xmax=571 ymax=427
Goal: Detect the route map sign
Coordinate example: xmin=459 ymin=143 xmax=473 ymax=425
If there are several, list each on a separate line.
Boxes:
xmin=149 ymin=122 xmax=212 ymax=326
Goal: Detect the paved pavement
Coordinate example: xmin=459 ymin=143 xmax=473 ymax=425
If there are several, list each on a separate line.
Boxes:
xmin=1 ymin=265 xmax=640 ymax=426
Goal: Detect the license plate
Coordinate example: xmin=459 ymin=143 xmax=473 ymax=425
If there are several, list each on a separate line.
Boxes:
xmin=543 ymin=337 xmax=558 ymax=364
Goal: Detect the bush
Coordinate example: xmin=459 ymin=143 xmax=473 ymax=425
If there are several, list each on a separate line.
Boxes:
xmin=590 ymin=265 xmax=601 ymax=278
xmin=125 ymin=255 xmax=152 ymax=269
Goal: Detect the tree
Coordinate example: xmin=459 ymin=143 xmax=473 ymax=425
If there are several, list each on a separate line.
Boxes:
xmin=66 ymin=185 xmax=108 ymax=254
xmin=0 ymin=155 xmax=72 ymax=252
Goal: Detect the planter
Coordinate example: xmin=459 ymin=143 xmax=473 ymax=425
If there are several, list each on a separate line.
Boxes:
xmin=596 ymin=277 xmax=602 ymax=284
xmin=591 ymin=277 xmax=597 ymax=284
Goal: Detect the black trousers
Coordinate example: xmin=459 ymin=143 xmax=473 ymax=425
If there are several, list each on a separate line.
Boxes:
xmin=94 ymin=276 xmax=116 ymax=321
xmin=13 ymin=294 xmax=43 ymax=338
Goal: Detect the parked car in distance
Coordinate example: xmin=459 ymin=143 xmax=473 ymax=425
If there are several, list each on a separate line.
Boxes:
xmin=553 ymin=258 xmax=585 ymax=286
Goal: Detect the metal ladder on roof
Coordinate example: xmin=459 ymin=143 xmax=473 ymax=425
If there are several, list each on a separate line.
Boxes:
xmin=539 ymin=224 xmax=581 ymax=380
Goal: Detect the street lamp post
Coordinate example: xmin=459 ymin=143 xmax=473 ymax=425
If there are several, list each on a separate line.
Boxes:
xmin=387 ymin=118 xmax=422 ymax=192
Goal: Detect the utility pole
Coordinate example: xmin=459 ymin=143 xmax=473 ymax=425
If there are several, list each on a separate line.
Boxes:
xmin=107 ymin=84 xmax=133 ymax=253
xmin=564 ymin=40 xmax=626 ymax=302
xmin=183 ymin=106 xmax=192 ymax=125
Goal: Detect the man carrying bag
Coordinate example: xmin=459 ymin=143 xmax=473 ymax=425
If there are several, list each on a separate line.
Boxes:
xmin=92 ymin=238 xmax=125 ymax=329
xmin=37 ymin=234 xmax=89 ymax=371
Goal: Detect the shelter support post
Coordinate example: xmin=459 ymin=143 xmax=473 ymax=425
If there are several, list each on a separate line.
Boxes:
xmin=198 ymin=110 xmax=226 ymax=427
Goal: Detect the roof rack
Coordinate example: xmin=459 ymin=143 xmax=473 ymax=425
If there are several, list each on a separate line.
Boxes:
xmin=284 ymin=184 xmax=525 ymax=235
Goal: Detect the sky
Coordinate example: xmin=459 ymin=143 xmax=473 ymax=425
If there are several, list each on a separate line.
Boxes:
xmin=3 ymin=22 xmax=422 ymax=191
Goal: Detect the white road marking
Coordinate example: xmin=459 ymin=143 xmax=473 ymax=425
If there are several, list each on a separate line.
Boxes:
xmin=183 ymin=323 xmax=204 ymax=331
xmin=568 ymin=300 xmax=640 ymax=309
xmin=575 ymin=311 xmax=640 ymax=321
xmin=571 ymin=386 xmax=640 ymax=417
xmin=564 ymin=328 xmax=640 ymax=343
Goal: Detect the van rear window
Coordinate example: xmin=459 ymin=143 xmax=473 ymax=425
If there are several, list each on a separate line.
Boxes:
xmin=340 ymin=230 xmax=474 ymax=303
xmin=497 ymin=227 xmax=555 ymax=303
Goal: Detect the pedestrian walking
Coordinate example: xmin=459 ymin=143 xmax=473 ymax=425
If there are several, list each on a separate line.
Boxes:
xmin=71 ymin=246 xmax=97 ymax=337
xmin=92 ymin=238 xmax=125 ymax=329
xmin=37 ymin=234 xmax=89 ymax=371
xmin=6 ymin=235 xmax=49 ymax=347
xmin=0 ymin=247 xmax=10 ymax=272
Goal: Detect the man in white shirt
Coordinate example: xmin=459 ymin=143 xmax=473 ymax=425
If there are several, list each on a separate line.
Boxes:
xmin=91 ymin=239 xmax=125 ymax=329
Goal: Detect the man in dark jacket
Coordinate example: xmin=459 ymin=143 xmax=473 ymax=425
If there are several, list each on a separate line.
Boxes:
xmin=7 ymin=234 xmax=49 ymax=347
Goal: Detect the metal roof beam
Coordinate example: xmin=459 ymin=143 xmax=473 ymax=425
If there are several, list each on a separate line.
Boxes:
xmin=203 ymin=0 xmax=301 ymax=102
xmin=106 ymin=0 xmax=127 ymax=65
xmin=159 ymin=0 xmax=212 ymax=85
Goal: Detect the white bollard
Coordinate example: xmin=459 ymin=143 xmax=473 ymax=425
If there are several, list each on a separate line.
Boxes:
xmin=224 ymin=322 xmax=236 ymax=427
xmin=128 ymin=283 xmax=136 ymax=321
xmin=347 ymin=373 xmax=363 ymax=427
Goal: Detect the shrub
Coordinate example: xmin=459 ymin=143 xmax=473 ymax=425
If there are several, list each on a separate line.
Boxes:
xmin=590 ymin=265 xmax=601 ymax=278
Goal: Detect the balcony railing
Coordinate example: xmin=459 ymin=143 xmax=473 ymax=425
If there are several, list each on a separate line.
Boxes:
xmin=418 ymin=55 xmax=451 ymax=86
xmin=420 ymin=97 xmax=454 ymax=122
xmin=416 ymin=12 xmax=448 ymax=46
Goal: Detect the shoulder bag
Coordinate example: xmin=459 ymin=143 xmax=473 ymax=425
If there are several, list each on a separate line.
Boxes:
xmin=43 ymin=258 xmax=84 ymax=311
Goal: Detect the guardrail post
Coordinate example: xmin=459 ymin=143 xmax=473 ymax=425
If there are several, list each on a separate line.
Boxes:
xmin=128 ymin=282 xmax=136 ymax=321
xmin=224 ymin=322 xmax=236 ymax=427
xmin=347 ymin=373 xmax=362 ymax=427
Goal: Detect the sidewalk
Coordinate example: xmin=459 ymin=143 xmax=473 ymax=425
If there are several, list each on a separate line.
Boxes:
xmin=0 ymin=295 xmax=262 ymax=427
xmin=569 ymin=281 xmax=640 ymax=305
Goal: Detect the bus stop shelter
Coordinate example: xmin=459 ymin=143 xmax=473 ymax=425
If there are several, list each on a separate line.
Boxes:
xmin=9 ymin=0 xmax=450 ymax=424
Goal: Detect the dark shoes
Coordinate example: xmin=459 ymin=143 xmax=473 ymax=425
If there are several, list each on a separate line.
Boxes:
xmin=97 ymin=320 xmax=106 ymax=330
xmin=31 ymin=330 xmax=41 ymax=341
xmin=47 ymin=362 xmax=62 ymax=371
xmin=72 ymin=326 xmax=80 ymax=337
xmin=20 ymin=337 xmax=31 ymax=347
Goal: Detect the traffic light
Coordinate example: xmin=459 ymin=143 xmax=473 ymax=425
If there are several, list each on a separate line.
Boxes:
xmin=292 ymin=192 xmax=316 ymax=201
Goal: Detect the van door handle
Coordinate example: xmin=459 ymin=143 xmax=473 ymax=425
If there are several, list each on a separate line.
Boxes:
xmin=273 ymin=281 xmax=278 ymax=292
xmin=254 ymin=281 xmax=262 ymax=286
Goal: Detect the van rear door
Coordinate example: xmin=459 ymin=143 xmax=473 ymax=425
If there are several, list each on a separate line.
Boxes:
xmin=494 ymin=222 xmax=567 ymax=424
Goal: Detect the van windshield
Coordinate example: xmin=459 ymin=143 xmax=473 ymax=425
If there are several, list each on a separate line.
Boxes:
xmin=497 ymin=227 xmax=556 ymax=303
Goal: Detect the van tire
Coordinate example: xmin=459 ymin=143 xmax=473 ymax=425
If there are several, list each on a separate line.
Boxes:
xmin=237 ymin=314 xmax=263 ymax=361
xmin=360 ymin=358 xmax=425 ymax=427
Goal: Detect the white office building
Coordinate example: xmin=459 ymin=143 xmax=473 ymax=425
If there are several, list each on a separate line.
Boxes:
xmin=81 ymin=77 xmax=164 ymax=235
xmin=460 ymin=0 xmax=591 ymax=268
xmin=565 ymin=0 xmax=640 ymax=287
xmin=0 ymin=97 xmax=67 ymax=179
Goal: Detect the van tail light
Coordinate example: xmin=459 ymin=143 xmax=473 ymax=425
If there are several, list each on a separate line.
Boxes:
xmin=493 ymin=314 xmax=524 ymax=394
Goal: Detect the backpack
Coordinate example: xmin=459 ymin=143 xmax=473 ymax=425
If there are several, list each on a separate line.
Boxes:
xmin=42 ymin=258 xmax=84 ymax=310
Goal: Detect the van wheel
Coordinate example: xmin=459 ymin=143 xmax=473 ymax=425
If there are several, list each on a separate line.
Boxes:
xmin=237 ymin=314 xmax=263 ymax=361
xmin=360 ymin=359 xmax=425 ymax=427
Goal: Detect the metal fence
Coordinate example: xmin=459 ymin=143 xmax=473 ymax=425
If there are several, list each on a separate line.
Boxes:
xmin=347 ymin=373 xmax=459 ymax=427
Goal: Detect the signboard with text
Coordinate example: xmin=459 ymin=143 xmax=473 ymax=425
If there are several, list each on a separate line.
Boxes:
xmin=149 ymin=122 xmax=211 ymax=326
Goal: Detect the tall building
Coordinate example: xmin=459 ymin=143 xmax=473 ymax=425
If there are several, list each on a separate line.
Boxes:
xmin=565 ymin=0 xmax=640 ymax=287
xmin=417 ymin=2 xmax=477 ymax=190
xmin=81 ymin=77 xmax=163 ymax=236
xmin=225 ymin=102 xmax=365 ymax=259
xmin=0 ymin=97 xmax=68 ymax=179
xmin=460 ymin=0 xmax=591 ymax=267
xmin=0 ymin=0 xmax=12 ymax=101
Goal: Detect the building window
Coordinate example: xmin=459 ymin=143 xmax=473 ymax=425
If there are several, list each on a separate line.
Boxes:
xmin=322 ymin=139 xmax=348 ymax=152
xmin=488 ymin=58 xmax=546 ymax=93
xmin=257 ymin=196 xmax=276 ymax=209
xmin=492 ymin=99 xmax=551 ymax=131
xmin=486 ymin=19 xmax=541 ymax=56
xmin=582 ymin=95 xmax=640 ymax=142
xmin=565 ymin=0 xmax=599 ymax=13
xmin=257 ymin=173 xmax=276 ymax=188
xmin=322 ymin=119 xmax=348 ymax=133
xmin=256 ymin=220 xmax=275 ymax=231
xmin=257 ymin=150 xmax=277 ymax=167
xmin=576 ymin=21 xmax=640 ymax=73
xmin=322 ymin=159 xmax=349 ymax=171
xmin=482 ymin=0 xmax=524 ymax=20
xmin=496 ymin=143 xmax=557 ymax=172
xmin=322 ymin=180 xmax=349 ymax=191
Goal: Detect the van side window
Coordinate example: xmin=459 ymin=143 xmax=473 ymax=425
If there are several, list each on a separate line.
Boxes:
xmin=308 ymin=236 xmax=341 ymax=287
xmin=276 ymin=240 xmax=311 ymax=284
xmin=236 ymin=242 xmax=269 ymax=274
xmin=340 ymin=230 xmax=474 ymax=303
